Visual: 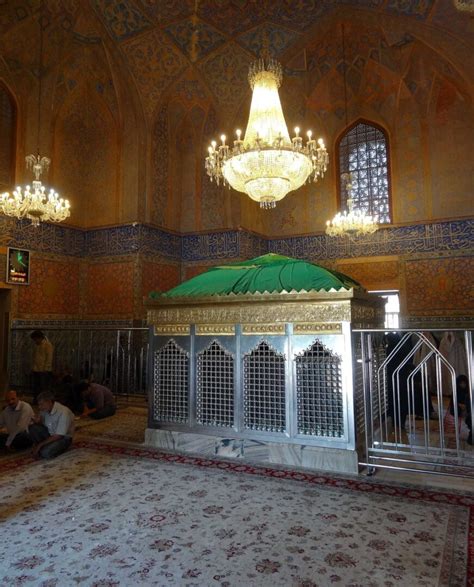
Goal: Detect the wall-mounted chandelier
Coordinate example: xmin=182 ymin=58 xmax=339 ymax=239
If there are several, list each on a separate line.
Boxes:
xmin=325 ymin=173 xmax=377 ymax=237
xmin=0 ymin=0 xmax=70 ymax=227
xmin=205 ymin=54 xmax=329 ymax=209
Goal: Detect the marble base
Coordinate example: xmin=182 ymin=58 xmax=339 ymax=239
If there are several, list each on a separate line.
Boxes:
xmin=145 ymin=429 xmax=359 ymax=474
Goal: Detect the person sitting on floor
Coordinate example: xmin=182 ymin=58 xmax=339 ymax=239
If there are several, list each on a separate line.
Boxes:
xmin=76 ymin=381 xmax=116 ymax=420
xmin=29 ymin=391 xmax=75 ymax=459
xmin=449 ymin=374 xmax=472 ymax=446
xmin=0 ymin=390 xmax=34 ymax=451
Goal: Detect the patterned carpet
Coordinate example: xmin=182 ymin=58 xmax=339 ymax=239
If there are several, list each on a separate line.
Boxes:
xmin=0 ymin=442 xmax=472 ymax=586
xmin=75 ymin=406 xmax=147 ymax=444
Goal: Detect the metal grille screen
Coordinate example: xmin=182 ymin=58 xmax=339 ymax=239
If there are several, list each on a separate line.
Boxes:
xmin=243 ymin=341 xmax=286 ymax=433
xmin=295 ymin=340 xmax=344 ymax=437
xmin=339 ymin=122 xmax=390 ymax=223
xmin=153 ymin=339 xmax=189 ymax=423
xmin=197 ymin=340 xmax=234 ymax=427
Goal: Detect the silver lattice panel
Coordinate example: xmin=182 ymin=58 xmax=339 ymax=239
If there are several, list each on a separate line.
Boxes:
xmin=197 ymin=340 xmax=234 ymax=427
xmin=153 ymin=339 xmax=189 ymax=423
xmin=243 ymin=340 xmax=286 ymax=433
xmin=295 ymin=340 xmax=344 ymax=437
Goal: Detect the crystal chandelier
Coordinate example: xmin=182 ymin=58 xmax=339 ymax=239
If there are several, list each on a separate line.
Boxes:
xmin=205 ymin=54 xmax=329 ymax=209
xmin=326 ymin=24 xmax=377 ymax=238
xmin=0 ymin=0 xmax=70 ymax=227
xmin=325 ymin=173 xmax=377 ymax=237
xmin=0 ymin=156 xmax=70 ymax=227
xmin=453 ymin=0 xmax=474 ymax=12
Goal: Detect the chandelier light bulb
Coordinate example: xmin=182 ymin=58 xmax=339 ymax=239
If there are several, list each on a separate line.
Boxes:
xmin=236 ymin=129 xmax=242 ymax=139
xmin=204 ymin=55 xmax=329 ymax=208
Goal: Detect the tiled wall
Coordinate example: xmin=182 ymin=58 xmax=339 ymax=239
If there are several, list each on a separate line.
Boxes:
xmin=2 ymin=216 xmax=472 ymax=325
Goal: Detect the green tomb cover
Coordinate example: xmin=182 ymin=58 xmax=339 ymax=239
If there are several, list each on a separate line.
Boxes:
xmin=150 ymin=253 xmax=361 ymax=299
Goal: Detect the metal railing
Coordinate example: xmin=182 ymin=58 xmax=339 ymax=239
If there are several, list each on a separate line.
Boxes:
xmin=9 ymin=326 xmax=149 ymax=396
xmin=354 ymin=328 xmax=473 ymax=478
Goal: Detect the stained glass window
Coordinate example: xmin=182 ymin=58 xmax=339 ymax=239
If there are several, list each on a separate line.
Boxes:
xmin=338 ymin=122 xmax=391 ymax=224
xmin=0 ymin=82 xmax=15 ymax=192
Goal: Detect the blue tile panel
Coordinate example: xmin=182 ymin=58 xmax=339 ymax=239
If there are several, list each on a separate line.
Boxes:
xmin=268 ymin=221 xmax=474 ymax=261
xmin=1 ymin=217 xmax=472 ymax=262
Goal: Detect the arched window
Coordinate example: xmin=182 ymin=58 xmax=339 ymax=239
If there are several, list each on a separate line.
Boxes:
xmin=337 ymin=121 xmax=391 ymax=224
xmin=0 ymin=82 xmax=16 ymax=192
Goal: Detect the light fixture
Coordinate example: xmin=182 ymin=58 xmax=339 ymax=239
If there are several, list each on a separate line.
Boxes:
xmin=326 ymin=173 xmax=377 ymax=237
xmin=325 ymin=25 xmax=377 ymax=238
xmin=205 ymin=51 xmax=328 ymax=209
xmin=0 ymin=1 xmax=70 ymax=227
xmin=453 ymin=0 xmax=474 ymax=12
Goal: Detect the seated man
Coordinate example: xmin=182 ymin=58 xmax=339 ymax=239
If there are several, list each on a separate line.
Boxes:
xmin=77 ymin=381 xmax=116 ymax=420
xmin=0 ymin=390 xmax=34 ymax=450
xmin=29 ymin=391 xmax=74 ymax=459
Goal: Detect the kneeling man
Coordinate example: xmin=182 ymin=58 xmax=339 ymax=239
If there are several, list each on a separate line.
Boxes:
xmin=77 ymin=381 xmax=116 ymax=420
xmin=29 ymin=391 xmax=74 ymax=459
xmin=0 ymin=390 xmax=34 ymax=450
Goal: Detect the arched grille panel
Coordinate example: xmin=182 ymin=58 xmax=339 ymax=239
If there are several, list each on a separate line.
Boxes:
xmin=295 ymin=340 xmax=344 ymax=437
xmin=153 ymin=339 xmax=189 ymax=423
xmin=243 ymin=341 xmax=286 ymax=433
xmin=197 ymin=340 xmax=234 ymax=427
xmin=339 ymin=122 xmax=391 ymax=223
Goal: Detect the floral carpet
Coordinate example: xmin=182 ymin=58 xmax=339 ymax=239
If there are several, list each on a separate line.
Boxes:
xmin=75 ymin=406 xmax=147 ymax=444
xmin=0 ymin=442 xmax=472 ymax=587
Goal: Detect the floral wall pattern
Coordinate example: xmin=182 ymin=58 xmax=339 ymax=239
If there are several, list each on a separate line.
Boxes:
xmin=405 ymin=257 xmax=474 ymax=316
xmin=17 ymin=257 xmax=81 ymax=317
xmin=0 ymin=1 xmax=471 ymax=323
xmin=86 ymin=261 xmax=135 ymax=316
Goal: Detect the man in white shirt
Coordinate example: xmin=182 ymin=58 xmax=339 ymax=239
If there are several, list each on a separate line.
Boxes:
xmin=0 ymin=390 xmax=34 ymax=450
xmin=29 ymin=391 xmax=74 ymax=459
xmin=31 ymin=330 xmax=54 ymax=404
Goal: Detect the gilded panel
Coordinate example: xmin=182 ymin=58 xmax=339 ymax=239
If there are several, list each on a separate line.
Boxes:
xmin=148 ymin=301 xmax=352 ymax=327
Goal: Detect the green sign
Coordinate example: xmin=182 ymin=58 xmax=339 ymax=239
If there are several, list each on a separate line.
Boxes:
xmin=6 ymin=248 xmax=30 ymax=285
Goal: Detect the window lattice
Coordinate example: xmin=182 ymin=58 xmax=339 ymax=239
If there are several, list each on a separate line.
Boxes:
xmin=197 ymin=340 xmax=234 ymax=427
xmin=243 ymin=340 xmax=286 ymax=433
xmin=339 ymin=122 xmax=390 ymax=223
xmin=153 ymin=339 xmax=189 ymax=423
xmin=295 ymin=340 xmax=344 ymax=437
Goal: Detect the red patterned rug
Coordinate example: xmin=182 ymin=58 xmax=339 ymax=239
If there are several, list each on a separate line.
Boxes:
xmin=0 ymin=441 xmax=472 ymax=586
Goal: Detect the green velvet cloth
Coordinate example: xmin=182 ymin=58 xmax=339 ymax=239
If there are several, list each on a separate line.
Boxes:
xmin=149 ymin=253 xmax=361 ymax=299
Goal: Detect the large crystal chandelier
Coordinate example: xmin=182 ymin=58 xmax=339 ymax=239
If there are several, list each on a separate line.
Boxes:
xmin=325 ymin=173 xmax=377 ymax=237
xmin=0 ymin=0 xmax=70 ymax=227
xmin=205 ymin=54 xmax=329 ymax=209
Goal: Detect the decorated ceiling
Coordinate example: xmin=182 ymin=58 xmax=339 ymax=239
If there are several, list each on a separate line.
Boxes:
xmin=0 ymin=0 xmax=472 ymax=123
